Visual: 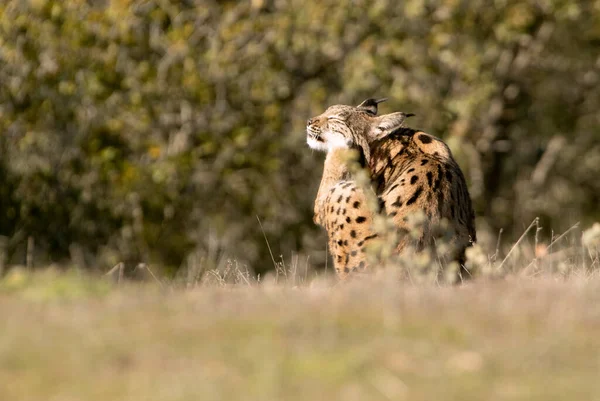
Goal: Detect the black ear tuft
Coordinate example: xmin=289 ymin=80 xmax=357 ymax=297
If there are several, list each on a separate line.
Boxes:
xmin=357 ymin=98 xmax=388 ymax=115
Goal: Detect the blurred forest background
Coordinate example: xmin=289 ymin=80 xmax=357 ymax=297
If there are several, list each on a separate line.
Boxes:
xmin=0 ymin=0 xmax=598 ymax=276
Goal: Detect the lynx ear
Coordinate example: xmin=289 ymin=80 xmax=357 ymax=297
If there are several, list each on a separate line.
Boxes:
xmin=356 ymin=98 xmax=388 ymax=115
xmin=370 ymin=112 xmax=415 ymax=140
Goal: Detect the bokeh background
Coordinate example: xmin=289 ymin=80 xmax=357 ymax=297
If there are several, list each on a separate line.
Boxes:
xmin=0 ymin=0 xmax=598 ymax=276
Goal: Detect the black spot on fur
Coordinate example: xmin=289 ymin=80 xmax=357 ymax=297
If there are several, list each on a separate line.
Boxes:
xmin=351 ymin=250 xmax=357 ymax=257
xmin=337 ymin=255 xmax=342 ymax=262
xmin=353 ymin=201 xmax=361 ymax=209
xmin=378 ymin=197 xmax=386 ymax=211
xmin=364 ymin=234 xmax=378 ymax=241
xmin=375 ymin=175 xmax=386 ymax=192
xmin=356 ymin=216 xmax=367 ymax=223
xmin=330 ymin=206 xmax=334 ymax=213
xmin=359 ymin=261 xmax=365 ymax=269
xmin=391 ymin=197 xmax=402 ymax=207
xmin=434 ymin=165 xmax=442 ymax=191
xmin=356 ymin=148 xmax=367 ymax=168
xmin=410 ymin=175 xmax=418 ymax=185
xmin=418 ymin=134 xmax=433 ymax=144
xmin=357 ymin=241 xmax=364 ymax=247
xmin=436 ymin=192 xmax=444 ymax=216
xmin=343 ymin=240 xmax=348 ymax=246
xmin=345 ymin=196 xmax=351 ymax=203
xmin=421 ymin=159 xmax=429 ymax=166
xmin=342 ymin=209 xmax=346 ymax=215
xmin=346 ymin=216 xmax=351 ymax=223
xmin=406 ymin=186 xmax=423 ymax=205
xmin=350 ymin=230 xmax=357 ymax=238
xmin=336 ymin=208 xmax=340 ymax=215
xmin=336 ymin=195 xmax=343 ymax=203
xmin=337 ymin=240 xmax=343 ymax=246
xmin=407 ymin=168 xmax=415 ymax=173
xmin=339 ymin=224 xmax=344 ymax=230
xmin=389 ymin=211 xmax=397 ymax=217
xmin=426 ymin=171 xmax=433 ymax=187
xmin=387 ymin=184 xmax=399 ymax=193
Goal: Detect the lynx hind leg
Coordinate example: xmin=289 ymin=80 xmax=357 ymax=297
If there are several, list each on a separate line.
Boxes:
xmin=323 ymin=180 xmax=378 ymax=278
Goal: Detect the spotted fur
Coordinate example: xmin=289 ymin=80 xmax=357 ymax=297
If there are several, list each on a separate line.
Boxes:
xmin=307 ymin=99 xmax=476 ymax=279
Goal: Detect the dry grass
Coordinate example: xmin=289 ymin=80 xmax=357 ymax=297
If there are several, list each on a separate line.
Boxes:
xmin=1 ymin=275 xmax=600 ymax=400
xmin=1 ymin=222 xmax=600 ymax=401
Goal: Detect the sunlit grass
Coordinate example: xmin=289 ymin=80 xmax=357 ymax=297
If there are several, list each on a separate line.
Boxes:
xmin=1 ymin=275 xmax=600 ymax=401
xmin=1 ymin=222 xmax=599 ymax=401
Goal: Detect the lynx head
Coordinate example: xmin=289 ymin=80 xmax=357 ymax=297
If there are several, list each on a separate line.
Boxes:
xmin=306 ymin=98 xmax=414 ymax=162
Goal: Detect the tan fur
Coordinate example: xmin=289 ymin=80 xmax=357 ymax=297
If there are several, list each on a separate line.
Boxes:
xmin=307 ymin=99 xmax=476 ymax=279
xmin=313 ymin=149 xmax=375 ymax=275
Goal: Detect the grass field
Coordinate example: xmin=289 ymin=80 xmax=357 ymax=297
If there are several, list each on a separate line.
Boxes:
xmin=1 ymin=263 xmax=600 ymax=401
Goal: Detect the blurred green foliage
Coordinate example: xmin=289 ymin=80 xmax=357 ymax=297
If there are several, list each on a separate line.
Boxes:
xmin=0 ymin=0 xmax=598 ymax=274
